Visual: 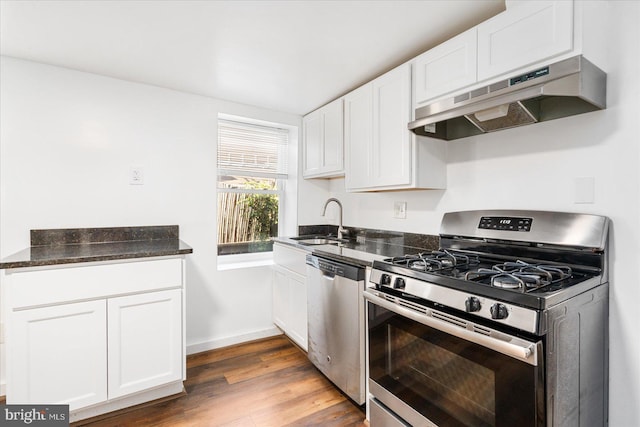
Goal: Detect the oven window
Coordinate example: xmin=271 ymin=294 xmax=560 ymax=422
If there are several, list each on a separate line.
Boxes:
xmin=368 ymin=302 xmax=542 ymax=427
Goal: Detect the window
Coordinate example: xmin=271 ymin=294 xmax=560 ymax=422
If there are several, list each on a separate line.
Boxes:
xmin=217 ymin=117 xmax=289 ymax=256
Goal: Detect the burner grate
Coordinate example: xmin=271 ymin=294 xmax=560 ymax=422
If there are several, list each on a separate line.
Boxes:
xmin=386 ymin=250 xmax=480 ymax=273
xmin=464 ymin=260 xmax=572 ymax=290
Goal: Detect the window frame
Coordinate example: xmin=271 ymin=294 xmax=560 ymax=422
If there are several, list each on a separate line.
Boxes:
xmin=216 ymin=113 xmax=297 ymax=264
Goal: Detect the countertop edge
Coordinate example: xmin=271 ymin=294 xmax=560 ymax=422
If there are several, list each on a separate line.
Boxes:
xmin=273 ymin=235 xmax=436 ymax=268
xmin=0 ymin=240 xmax=193 ymax=270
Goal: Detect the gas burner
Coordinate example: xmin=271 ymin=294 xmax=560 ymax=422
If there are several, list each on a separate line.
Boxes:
xmin=491 ymin=273 xmax=544 ymax=289
xmin=465 ymin=260 xmax=573 ymax=290
xmin=386 ymin=250 xmax=479 ymax=272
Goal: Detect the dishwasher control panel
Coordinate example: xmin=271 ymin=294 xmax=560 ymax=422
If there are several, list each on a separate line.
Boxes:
xmin=317 ymin=259 xmax=344 ymax=275
xmin=306 ymin=254 xmax=366 ymax=281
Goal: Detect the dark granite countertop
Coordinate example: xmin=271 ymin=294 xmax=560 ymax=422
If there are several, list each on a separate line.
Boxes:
xmin=0 ymin=226 xmax=193 ymax=269
xmin=274 ymin=225 xmax=439 ymax=268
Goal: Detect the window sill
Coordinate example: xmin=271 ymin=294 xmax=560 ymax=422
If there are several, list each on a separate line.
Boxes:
xmin=217 ymin=252 xmax=274 ymax=271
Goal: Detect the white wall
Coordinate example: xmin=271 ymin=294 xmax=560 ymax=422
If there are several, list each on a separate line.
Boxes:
xmin=302 ymin=2 xmax=640 ymax=425
xmin=0 ymin=57 xmax=309 ymax=374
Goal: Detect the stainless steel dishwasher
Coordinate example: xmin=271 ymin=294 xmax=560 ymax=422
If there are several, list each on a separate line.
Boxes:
xmin=306 ymin=254 xmax=366 ymax=405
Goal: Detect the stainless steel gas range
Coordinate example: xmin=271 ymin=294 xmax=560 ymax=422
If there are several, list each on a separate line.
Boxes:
xmin=365 ymin=210 xmax=609 ymax=427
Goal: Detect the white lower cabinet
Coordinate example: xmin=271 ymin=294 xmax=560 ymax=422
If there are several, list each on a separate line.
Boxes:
xmin=3 ymin=257 xmax=186 ymax=419
xmin=107 ymin=289 xmax=182 ymax=399
xmin=272 ymin=243 xmax=308 ymax=351
xmin=10 ymin=300 xmax=108 ymax=409
xmin=272 ymin=267 xmax=289 ymax=331
xmin=285 ymin=271 xmax=307 ymax=350
xmin=272 ymin=265 xmax=308 ymax=351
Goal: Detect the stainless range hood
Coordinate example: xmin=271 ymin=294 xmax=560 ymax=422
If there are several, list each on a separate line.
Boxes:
xmin=409 ymin=55 xmax=606 ymax=141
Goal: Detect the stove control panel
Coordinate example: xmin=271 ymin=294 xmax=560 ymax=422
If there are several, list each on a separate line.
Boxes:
xmin=369 ymin=268 xmax=540 ymax=334
xmin=479 ymin=216 xmax=532 ymax=232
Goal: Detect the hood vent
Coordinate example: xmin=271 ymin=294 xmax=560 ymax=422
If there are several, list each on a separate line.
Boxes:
xmin=409 ymin=55 xmax=606 ymax=141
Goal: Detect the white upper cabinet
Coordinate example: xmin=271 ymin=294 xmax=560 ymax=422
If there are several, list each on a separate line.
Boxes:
xmin=414 ymin=28 xmax=478 ymax=106
xmin=344 ymin=83 xmax=373 ymax=190
xmin=302 ymin=98 xmax=344 ymax=178
xmin=345 ymin=63 xmax=446 ymax=192
xmin=372 ymin=64 xmax=412 ymax=188
xmin=477 ymin=1 xmax=574 ymax=81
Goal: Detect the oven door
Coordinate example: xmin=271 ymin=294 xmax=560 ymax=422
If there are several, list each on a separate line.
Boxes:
xmin=366 ymin=291 xmax=544 ymax=427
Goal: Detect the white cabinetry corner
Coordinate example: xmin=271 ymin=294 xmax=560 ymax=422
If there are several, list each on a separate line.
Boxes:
xmin=345 ymin=63 xmax=446 ymax=191
xmin=272 ymin=243 xmax=308 ymax=350
xmin=413 ymin=28 xmax=478 ymax=107
xmin=302 ymin=98 xmax=344 ymax=178
xmin=3 ymin=256 xmax=186 ymax=421
xmin=477 ymin=1 xmax=574 ymax=81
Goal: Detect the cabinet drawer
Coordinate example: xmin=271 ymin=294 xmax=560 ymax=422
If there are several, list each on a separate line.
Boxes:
xmin=7 ymin=257 xmax=183 ymax=309
xmin=273 ymin=244 xmax=308 ymax=276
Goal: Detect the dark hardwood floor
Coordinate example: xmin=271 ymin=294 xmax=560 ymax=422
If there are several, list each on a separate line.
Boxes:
xmin=77 ymin=335 xmax=367 ymax=426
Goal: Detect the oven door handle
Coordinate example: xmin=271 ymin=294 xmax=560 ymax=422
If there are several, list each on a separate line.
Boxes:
xmin=365 ymin=291 xmax=540 ymax=366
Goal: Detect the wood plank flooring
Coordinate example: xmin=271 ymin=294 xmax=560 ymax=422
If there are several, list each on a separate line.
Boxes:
xmin=77 ymin=335 xmax=367 ymax=427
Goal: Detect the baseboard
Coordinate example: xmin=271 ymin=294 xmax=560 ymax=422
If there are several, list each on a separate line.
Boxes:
xmin=186 ymin=326 xmax=282 ymax=355
xmin=70 ymin=381 xmax=184 ymax=424
xmin=0 ymin=381 xmax=5 ymax=398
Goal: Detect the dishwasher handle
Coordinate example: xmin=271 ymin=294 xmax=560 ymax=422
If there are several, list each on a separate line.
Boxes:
xmin=306 ymin=254 xmax=365 ymax=281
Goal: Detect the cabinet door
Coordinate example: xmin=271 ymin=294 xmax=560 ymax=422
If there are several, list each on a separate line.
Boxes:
xmin=272 ymin=267 xmax=290 ymax=331
xmin=344 ymin=83 xmax=373 ymax=190
xmin=302 ymin=109 xmax=323 ymax=177
xmin=414 ymin=28 xmax=477 ymax=105
xmin=477 ymin=1 xmax=574 ymax=81
xmin=107 ymin=289 xmax=182 ymax=399
xmin=272 ymin=265 xmax=307 ymax=351
xmin=372 ymin=63 xmax=412 ymax=188
xmin=302 ymin=99 xmax=344 ymax=178
xmin=287 ymin=271 xmax=308 ymax=351
xmin=8 ymin=300 xmax=107 ymax=410
xmin=321 ymin=99 xmax=344 ymax=175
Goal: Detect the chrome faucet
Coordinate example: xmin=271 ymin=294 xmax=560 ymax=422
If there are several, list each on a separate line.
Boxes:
xmin=321 ymin=198 xmax=347 ymax=240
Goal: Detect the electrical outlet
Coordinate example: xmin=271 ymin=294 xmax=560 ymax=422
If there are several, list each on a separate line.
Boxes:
xmin=129 ymin=166 xmax=144 ymax=185
xmin=394 ymin=201 xmax=407 ymax=219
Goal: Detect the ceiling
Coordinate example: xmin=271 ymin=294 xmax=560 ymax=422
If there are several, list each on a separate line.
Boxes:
xmin=0 ymin=0 xmax=504 ymax=115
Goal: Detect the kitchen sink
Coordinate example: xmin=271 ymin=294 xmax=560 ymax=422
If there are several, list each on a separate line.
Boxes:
xmin=290 ymin=236 xmax=347 ymax=246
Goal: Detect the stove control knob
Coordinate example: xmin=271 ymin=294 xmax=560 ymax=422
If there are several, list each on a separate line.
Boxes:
xmin=465 ymin=297 xmax=481 ymax=313
xmin=394 ymin=277 xmax=406 ymax=290
xmin=490 ymin=303 xmax=509 ymax=320
xmin=380 ymin=274 xmax=392 ymax=287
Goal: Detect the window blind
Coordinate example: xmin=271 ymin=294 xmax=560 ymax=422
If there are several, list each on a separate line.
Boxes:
xmin=217 ymin=119 xmax=289 ymax=179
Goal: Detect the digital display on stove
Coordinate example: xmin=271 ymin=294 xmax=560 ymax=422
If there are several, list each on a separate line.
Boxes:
xmin=479 ymin=216 xmax=532 ymax=231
